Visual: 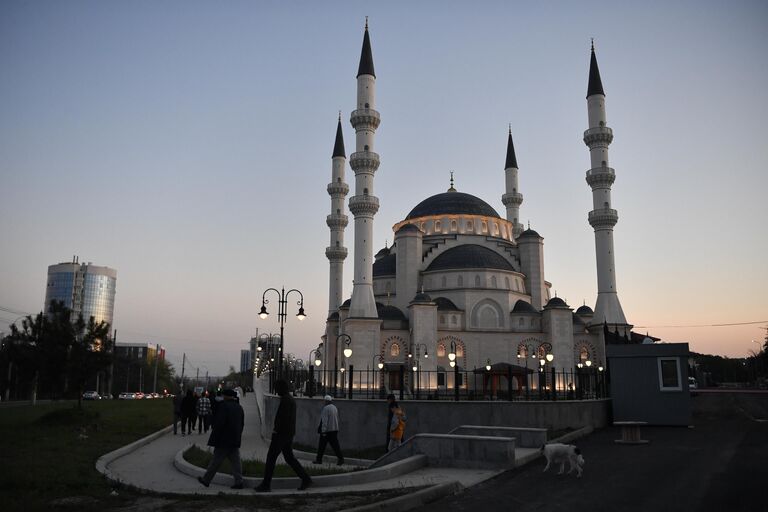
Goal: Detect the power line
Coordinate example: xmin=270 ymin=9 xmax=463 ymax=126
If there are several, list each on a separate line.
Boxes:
xmin=634 ymin=320 xmax=767 ymax=329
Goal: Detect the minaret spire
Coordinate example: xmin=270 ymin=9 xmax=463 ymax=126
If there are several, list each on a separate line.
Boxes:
xmin=587 ymin=40 xmax=605 ymax=98
xmin=348 ymin=20 xmax=381 ymax=318
xmin=332 ymin=113 xmax=346 ymax=158
xmin=357 ymin=18 xmax=376 ymax=78
xmin=501 ymin=126 xmax=524 ymax=237
xmin=583 ymin=42 xmax=629 ymax=332
xmin=326 ymin=114 xmax=349 ymax=316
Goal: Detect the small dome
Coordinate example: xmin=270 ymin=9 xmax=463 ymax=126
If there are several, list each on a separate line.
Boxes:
xmin=576 ymin=305 xmax=594 ymax=315
xmin=376 ymin=303 xmax=407 ymax=320
xmin=426 ymin=245 xmax=514 ymax=272
xmin=406 ymin=191 xmax=500 ymax=220
xmin=375 ymin=246 xmax=390 ymax=258
xmin=327 ymin=311 xmax=339 ymax=321
xmin=340 ymin=299 xmax=351 ymax=308
xmin=411 ymin=292 xmax=433 ymax=303
xmin=434 ymin=297 xmax=460 ymax=311
xmin=372 ymin=253 xmax=396 ymax=277
xmin=518 ymin=229 xmax=541 ymax=238
xmin=396 ymin=223 xmax=421 ymax=234
xmin=545 ymin=297 xmax=569 ymax=308
xmin=511 ymin=300 xmax=538 ymax=314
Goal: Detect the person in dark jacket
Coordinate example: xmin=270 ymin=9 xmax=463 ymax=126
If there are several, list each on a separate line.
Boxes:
xmin=172 ymin=391 xmax=183 ymax=435
xmin=254 ymin=379 xmax=311 ymax=492
xmin=181 ymin=389 xmax=197 ymax=436
xmin=197 ymin=389 xmax=245 ymax=489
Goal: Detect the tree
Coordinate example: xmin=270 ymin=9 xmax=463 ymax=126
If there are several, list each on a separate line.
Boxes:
xmin=1 ymin=301 xmax=113 ymax=405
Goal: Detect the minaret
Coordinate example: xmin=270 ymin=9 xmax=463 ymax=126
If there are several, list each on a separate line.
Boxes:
xmin=584 ymin=42 xmax=628 ymax=328
xmin=348 ymin=19 xmax=380 ymax=318
xmin=501 ymin=126 xmax=524 ymax=237
xmin=326 ymin=114 xmax=349 ymax=317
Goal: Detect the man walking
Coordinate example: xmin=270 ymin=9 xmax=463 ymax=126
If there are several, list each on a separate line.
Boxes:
xmin=172 ymin=390 xmax=183 ymax=435
xmin=254 ymin=379 xmax=312 ymax=492
xmin=313 ymin=395 xmax=344 ymax=465
xmin=197 ymin=389 xmax=245 ymax=489
xmin=196 ymin=391 xmax=212 ymax=434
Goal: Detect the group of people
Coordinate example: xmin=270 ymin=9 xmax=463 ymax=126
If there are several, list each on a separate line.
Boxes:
xmin=172 ymin=389 xmax=216 ymax=436
xmin=193 ymin=381 xmax=409 ymax=492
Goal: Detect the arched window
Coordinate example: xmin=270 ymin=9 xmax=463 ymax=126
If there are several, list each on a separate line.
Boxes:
xmin=467 ymin=221 xmax=473 ymax=230
xmin=440 ymin=315 xmax=446 ymax=325
xmin=390 ymin=343 xmax=400 ymax=357
xmin=437 ymin=343 xmax=446 ymax=357
xmin=363 ymin=188 xmax=369 ymax=195
xmin=491 ymin=276 xmax=497 ymax=288
xmin=456 ymin=345 xmax=464 ymax=357
xmin=505 ymin=277 xmax=510 ymax=289
xmin=434 ymin=220 xmax=441 ymax=232
xmin=474 ymin=275 xmax=481 ymax=287
xmin=451 ymin=220 xmax=457 ymax=232
xmin=482 ymin=221 xmax=488 ymax=233
xmin=458 ymin=275 xmax=464 ymax=287
xmin=441 ymin=276 xmax=447 ymax=288
xmin=580 ymin=346 xmax=589 ymax=362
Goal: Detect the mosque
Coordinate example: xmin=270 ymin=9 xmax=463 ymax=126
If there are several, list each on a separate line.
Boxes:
xmin=320 ymin=22 xmax=638 ymax=395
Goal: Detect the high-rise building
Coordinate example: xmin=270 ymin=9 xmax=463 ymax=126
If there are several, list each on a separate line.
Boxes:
xmin=44 ymin=256 xmax=117 ymax=327
xmin=240 ymin=349 xmax=251 ymax=373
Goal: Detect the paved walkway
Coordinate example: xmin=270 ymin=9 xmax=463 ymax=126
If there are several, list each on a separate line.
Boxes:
xmin=105 ymin=393 xmax=500 ymax=496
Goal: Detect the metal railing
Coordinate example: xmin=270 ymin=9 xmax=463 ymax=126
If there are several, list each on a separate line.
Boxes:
xmin=283 ymin=366 xmax=609 ymax=401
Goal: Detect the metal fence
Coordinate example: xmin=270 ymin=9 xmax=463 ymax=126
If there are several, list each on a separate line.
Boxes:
xmin=268 ymin=365 xmax=608 ymax=402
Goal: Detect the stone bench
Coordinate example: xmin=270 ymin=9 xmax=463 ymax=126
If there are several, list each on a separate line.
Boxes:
xmin=371 ymin=433 xmax=516 ymax=470
xmin=448 ymin=425 xmax=548 ymax=448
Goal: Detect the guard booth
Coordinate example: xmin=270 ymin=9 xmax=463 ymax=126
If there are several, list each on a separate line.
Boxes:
xmin=607 ymin=343 xmax=692 ymax=426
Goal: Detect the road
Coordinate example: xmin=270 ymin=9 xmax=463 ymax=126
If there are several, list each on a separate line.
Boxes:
xmin=420 ymin=391 xmax=768 ymax=512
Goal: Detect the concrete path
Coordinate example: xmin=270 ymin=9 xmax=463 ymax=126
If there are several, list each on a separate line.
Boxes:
xmin=105 ymin=392 xmax=500 ymax=496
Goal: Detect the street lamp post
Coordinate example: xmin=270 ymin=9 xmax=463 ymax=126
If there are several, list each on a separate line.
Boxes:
xmin=335 ymin=334 xmax=352 ymax=397
xmin=307 ymin=348 xmax=321 ymax=398
xmin=370 ymin=354 xmax=384 ymax=399
xmin=258 ymin=286 xmax=306 ymax=381
xmin=412 ymin=343 xmax=428 ymax=399
xmin=448 ymin=341 xmax=459 ymax=401
xmin=516 ymin=344 xmax=538 ymax=400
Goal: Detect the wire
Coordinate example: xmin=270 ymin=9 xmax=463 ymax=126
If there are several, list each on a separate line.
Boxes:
xmin=634 ymin=320 xmax=768 ymax=328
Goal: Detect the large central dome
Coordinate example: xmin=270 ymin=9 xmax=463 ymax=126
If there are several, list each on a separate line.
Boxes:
xmin=406 ymin=191 xmax=500 ymax=219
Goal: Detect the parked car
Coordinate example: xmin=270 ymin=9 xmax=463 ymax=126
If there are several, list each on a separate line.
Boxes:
xmin=82 ymin=391 xmax=101 ymax=400
xmin=134 ymin=392 xmax=145 ymax=399
xmin=118 ymin=392 xmax=136 ymax=400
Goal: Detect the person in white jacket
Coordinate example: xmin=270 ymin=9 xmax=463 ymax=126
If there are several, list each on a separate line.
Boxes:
xmin=313 ymin=395 xmax=345 ymax=465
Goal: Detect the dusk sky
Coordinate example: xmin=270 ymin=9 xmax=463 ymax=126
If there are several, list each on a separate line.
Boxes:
xmin=1 ymin=1 xmax=766 ymax=376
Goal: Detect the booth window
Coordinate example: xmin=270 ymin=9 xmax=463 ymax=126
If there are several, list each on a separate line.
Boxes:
xmin=657 ymin=357 xmax=682 ymax=391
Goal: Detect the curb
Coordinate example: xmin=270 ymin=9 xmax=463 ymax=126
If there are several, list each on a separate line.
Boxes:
xmin=341 ymin=480 xmax=464 ymax=512
xmin=95 ymin=424 xmax=173 ymax=483
xmin=174 ymin=446 xmax=428 ymax=490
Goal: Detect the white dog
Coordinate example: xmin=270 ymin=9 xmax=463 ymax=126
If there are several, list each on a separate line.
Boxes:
xmin=541 ymin=443 xmax=584 ymax=477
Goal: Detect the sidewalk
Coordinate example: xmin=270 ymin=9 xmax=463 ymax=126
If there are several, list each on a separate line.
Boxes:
xmin=103 ymin=392 xmax=500 ymax=496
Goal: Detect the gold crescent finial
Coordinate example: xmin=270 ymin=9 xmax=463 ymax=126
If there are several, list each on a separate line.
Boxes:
xmin=338 ymin=110 xmax=342 ymax=122
xmin=591 ymin=38 xmax=595 ymax=52
xmin=365 ymin=16 xmax=368 ymax=29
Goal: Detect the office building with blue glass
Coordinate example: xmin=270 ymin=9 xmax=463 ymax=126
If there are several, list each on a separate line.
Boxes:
xmin=44 ymin=256 xmax=117 ymax=327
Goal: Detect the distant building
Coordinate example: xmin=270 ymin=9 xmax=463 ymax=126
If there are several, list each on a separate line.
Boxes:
xmin=45 ymin=256 xmax=117 ymax=327
xmin=115 ymin=342 xmax=165 ymax=364
xmin=240 ymin=349 xmax=251 ymax=373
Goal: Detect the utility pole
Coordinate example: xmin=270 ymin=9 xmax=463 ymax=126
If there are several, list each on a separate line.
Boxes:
xmin=138 ymin=366 xmax=143 ymax=393
xmin=108 ymin=329 xmax=116 ymax=398
xmin=205 ymin=370 xmax=209 ymax=390
xmin=196 ymin=367 xmax=200 ymax=387
xmin=180 ymin=353 xmax=186 ymax=391
xmin=152 ymin=343 xmax=160 ymax=393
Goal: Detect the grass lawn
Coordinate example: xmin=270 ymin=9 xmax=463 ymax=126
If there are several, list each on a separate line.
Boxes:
xmin=0 ymin=399 xmax=171 ymax=511
xmin=183 ymin=445 xmax=354 ymax=476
